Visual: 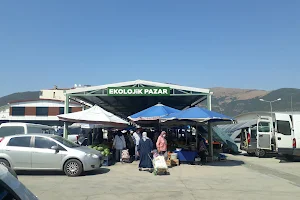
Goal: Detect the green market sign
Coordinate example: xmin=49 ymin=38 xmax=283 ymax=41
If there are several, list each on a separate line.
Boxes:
xmin=107 ymin=87 xmax=170 ymax=96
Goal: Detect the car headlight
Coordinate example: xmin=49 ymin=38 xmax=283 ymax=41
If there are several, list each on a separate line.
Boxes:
xmin=86 ymin=153 xmax=99 ymax=159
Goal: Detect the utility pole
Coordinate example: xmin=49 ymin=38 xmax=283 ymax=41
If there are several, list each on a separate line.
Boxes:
xmin=260 ymin=98 xmax=281 ymax=116
xmin=291 ymin=95 xmax=293 ymax=112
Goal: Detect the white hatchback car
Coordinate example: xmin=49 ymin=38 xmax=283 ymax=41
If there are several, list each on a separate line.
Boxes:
xmin=0 ymin=134 xmax=103 ymax=176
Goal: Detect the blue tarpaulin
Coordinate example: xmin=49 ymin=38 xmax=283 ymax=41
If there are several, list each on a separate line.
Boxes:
xmin=161 ymin=107 xmax=233 ymax=122
xmin=128 ymin=103 xmax=179 ymax=121
xmin=212 ymin=126 xmax=239 ymax=153
xmin=161 ymin=107 xmax=237 ymax=152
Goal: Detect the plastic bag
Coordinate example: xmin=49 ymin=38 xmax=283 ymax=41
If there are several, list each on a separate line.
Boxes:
xmin=153 ymin=156 xmax=168 ymax=169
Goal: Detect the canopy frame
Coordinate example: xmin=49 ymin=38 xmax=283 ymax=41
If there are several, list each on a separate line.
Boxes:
xmin=63 ymin=80 xmax=212 ymax=138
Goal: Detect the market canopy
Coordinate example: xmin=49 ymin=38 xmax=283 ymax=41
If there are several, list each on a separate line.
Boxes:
xmin=217 ymin=119 xmax=257 ymax=133
xmin=128 ymin=103 xmax=180 ymax=121
xmin=57 ymin=105 xmax=129 ymax=127
xmin=161 ymin=107 xmax=234 ymax=123
xmin=69 ymin=123 xmax=103 ymax=129
xmin=212 ymin=126 xmax=239 ymax=153
xmin=216 ymin=119 xmax=257 ymax=140
xmin=65 ymin=80 xmax=212 ymax=118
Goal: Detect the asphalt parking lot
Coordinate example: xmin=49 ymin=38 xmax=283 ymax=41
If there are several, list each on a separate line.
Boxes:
xmin=18 ymin=155 xmax=300 ymax=200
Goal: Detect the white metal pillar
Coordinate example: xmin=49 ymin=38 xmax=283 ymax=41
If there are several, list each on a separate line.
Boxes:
xmin=207 ymin=92 xmax=212 ymax=111
xmin=63 ymin=94 xmax=70 ymax=139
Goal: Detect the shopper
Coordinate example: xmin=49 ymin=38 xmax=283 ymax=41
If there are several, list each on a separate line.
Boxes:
xmin=138 ymin=132 xmax=153 ymax=172
xmin=124 ymin=130 xmax=135 ymax=160
xmin=156 ymin=131 xmax=168 ymax=160
xmin=198 ymin=135 xmax=208 ymax=165
xmin=113 ymin=130 xmax=126 ymax=162
xmin=133 ymin=129 xmax=142 ymax=160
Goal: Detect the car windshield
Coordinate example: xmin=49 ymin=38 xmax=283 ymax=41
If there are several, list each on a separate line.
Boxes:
xmin=51 ymin=136 xmax=80 ymax=148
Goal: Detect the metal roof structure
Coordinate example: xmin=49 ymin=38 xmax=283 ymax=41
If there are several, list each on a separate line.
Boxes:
xmin=65 ymin=80 xmax=212 ymax=118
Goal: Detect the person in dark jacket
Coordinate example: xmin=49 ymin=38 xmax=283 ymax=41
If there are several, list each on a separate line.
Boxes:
xmin=124 ymin=130 xmax=135 ymax=159
xmin=198 ymin=134 xmax=208 ymax=165
xmin=86 ymin=130 xmax=93 ymax=146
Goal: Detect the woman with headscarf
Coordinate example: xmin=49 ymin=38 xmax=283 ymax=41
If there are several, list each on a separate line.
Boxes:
xmin=137 ymin=132 xmax=153 ymax=172
xmin=156 ymin=131 xmax=168 ymax=160
xmin=113 ymin=130 xmax=126 ymax=162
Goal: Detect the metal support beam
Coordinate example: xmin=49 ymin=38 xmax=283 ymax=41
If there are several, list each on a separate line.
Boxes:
xmin=207 ymin=122 xmax=213 ymax=161
xmin=63 ymin=94 xmax=70 ymax=139
xmin=95 ymin=96 xmax=127 ymax=119
xmin=207 ymin=93 xmax=212 ymax=111
xmin=68 ymin=93 xmax=206 ymax=97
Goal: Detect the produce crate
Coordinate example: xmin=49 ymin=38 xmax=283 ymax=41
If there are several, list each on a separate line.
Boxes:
xmin=102 ymin=154 xmax=114 ymax=166
xmin=171 ymin=159 xmax=180 ymax=166
xmin=166 ymin=160 xmax=171 ymax=167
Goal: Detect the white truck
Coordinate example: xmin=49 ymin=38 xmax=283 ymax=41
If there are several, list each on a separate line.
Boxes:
xmin=240 ymin=113 xmax=300 ymax=160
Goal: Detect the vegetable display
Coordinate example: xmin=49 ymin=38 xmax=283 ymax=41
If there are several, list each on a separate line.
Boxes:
xmin=88 ymin=144 xmax=112 ymax=157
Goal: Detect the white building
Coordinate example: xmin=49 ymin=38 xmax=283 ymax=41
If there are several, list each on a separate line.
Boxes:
xmin=40 ymin=86 xmax=93 ymax=107
xmin=0 ymin=99 xmax=82 ymax=126
xmin=40 ymin=86 xmax=69 ymax=101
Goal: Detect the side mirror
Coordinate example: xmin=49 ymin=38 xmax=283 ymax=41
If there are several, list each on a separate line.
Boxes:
xmin=51 ymin=145 xmax=59 ymax=153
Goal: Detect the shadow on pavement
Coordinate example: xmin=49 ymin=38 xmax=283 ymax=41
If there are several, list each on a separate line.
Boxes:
xmin=16 ymin=170 xmax=65 ymax=176
xmin=276 ymin=156 xmax=300 ymax=163
xmin=205 ymin=160 xmax=245 ymax=167
xmin=243 ymin=154 xmax=277 ymax=158
xmin=85 ymin=168 xmax=110 ymax=176
xmin=16 ymin=168 xmax=111 ymax=176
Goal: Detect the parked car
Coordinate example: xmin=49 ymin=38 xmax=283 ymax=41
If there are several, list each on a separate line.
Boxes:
xmin=56 ymin=127 xmax=80 ymax=144
xmin=0 ymin=122 xmax=56 ymax=137
xmin=0 ymin=164 xmax=38 ymax=200
xmin=0 ymin=134 xmax=103 ymax=177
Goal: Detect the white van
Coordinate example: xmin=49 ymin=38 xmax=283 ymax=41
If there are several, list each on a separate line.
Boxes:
xmin=275 ymin=113 xmax=300 ymax=160
xmin=240 ymin=113 xmax=300 ymax=160
xmin=240 ymin=116 xmax=276 ymax=157
xmin=0 ymin=123 xmax=56 ymax=138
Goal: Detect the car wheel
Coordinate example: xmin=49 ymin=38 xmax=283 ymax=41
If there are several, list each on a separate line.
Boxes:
xmin=259 ymin=149 xmax=266 ymax=158
xmin=0 ymin=159 xmax=10 ymax=167
xmin=64 ymin=159 xmax=83 ymax=177
xmin=255 ymin=149 xmax=266 ymax=158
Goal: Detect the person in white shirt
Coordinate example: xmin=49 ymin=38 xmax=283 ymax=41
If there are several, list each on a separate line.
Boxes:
xmin=133 ymin=129 xmax=142 ymax=160
xmin=113 ymin=130 xmax=126 ymax=162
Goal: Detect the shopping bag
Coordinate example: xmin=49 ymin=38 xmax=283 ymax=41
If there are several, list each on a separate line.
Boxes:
xmin=121 ymin=149 xmax=130 ymax=159
xmin=153 ymin=156 xmax=168 ymax=169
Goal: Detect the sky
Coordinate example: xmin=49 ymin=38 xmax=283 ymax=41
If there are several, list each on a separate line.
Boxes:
xmin=0 ymin=0 xmax=299 ymax=96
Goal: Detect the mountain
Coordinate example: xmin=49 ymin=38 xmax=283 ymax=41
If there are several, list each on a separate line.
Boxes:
xmin=209 ymin=88 xmax=300 ymax=116
xmin=1 ymin=88 xmax=300 ymax=117
xmin=0 ymin=91 xmax=40 ymax=107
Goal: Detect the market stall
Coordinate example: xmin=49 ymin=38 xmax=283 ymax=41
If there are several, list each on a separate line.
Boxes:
xmin=161 ymin=107 xmax=234 ymax=161
xmin=57 ymin=105 xmax=130 ymax=166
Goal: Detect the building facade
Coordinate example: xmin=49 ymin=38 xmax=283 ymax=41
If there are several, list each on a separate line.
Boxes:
xmin=0 ymin=99 xmax=82 ymax=126
xmin=39 ymin=87 xmax=69 ymax=101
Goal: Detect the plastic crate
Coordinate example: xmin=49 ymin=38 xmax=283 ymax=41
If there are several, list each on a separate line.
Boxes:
xmin=103 ymin=159 xmax=114 ymax=166
xmin=102 ymin=154 xmax=114 ymax=166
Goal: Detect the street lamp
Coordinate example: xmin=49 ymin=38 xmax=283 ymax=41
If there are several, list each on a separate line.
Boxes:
xmin=259 ymin=98 xmax=281 ymax=114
